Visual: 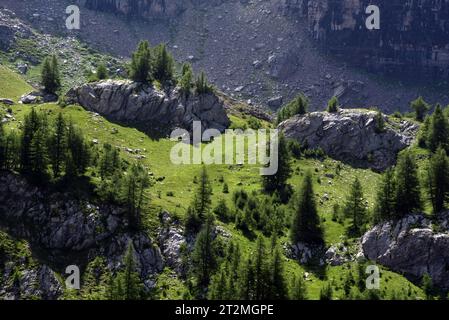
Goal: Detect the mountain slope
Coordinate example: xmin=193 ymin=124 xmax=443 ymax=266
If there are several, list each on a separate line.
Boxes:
xmin=2 ymin=1 xmax=449 ymax=112
xmin=0 ymin=62 xmax=427 ymax=299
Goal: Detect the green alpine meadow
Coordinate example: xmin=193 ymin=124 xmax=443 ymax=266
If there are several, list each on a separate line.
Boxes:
xmin=0 ymin=0 xmax=448 ymax=306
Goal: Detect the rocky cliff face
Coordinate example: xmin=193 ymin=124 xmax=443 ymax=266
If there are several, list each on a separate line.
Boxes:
xmin=77 ymin=0 xmax=190 ymax=20
xmin=301 ymin=0 xmax=449 ymax=80
xmin=0 ymin=172 xmax=164 ymax=296
xmin=0 ymin=9 xmax=32 ymax=51
xmin=66 ymin=80 xmax=230 ymax=135
xmin=362 ymin=213 xmax=449 ymax=290
xmin=278 ymin=109 xmax=418 ymax=171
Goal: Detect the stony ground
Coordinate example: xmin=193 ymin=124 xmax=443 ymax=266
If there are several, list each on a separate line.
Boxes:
xmin=1 ymin=0 xmax=449 ymax=112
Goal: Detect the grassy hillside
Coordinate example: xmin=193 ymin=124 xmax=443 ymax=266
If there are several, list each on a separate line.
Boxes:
xmin=0 ymin=65 xmax=425 ymax=300
xmin=0 ymin=64 xmax=33 ymax=100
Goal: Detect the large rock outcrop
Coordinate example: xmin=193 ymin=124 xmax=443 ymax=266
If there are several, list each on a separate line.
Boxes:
xmin=278 ymin=109 xmax=418 ymax=171
xmin=299 ymin=0 xmax=449 ymax=80
xmin=362 ymin=213 xmax=449 ymax=290
xmin=66 ymin=80 xmax=230 ymax=135
xmin=0 ymin=172 xmax=164 ymax=281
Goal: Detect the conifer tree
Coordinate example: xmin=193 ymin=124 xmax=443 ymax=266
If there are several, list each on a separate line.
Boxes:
xmin=41 ymin=55 xmax=61 ymax=94
xmin=262 ymin=133 xmax=292 ymax=194
xmin=327 ymin=96 xmax=339 ymax=113
xmin=373 ymin=168 xmax=396 ymax=223
xmin=254 ymin=236 xmax=269 ymax=300
xmin=195 ymin=72 xmax=213 ymax=94
xmin=422 ymin=273 xmax=434 ymax=300
xmin=110 ymin=243 xmax=143 ymax=300
xmin=427 ymin=104 xmax=449 ymax=153
xmin=276 ymin=94 xmax=309 ymax=124
xmin=290 ymin=171 xmax=323 ymax=244
xmin=20 ymin=109 xmax=49 ymax=179
xmin=180 ymin=63 xmax=193 ymax=95
xmin=269 ymin=244 xmax=287 ymax=300
xmin=100 ymin=143 xmax=121 ymax=179
xmin=410 ymin=96 xmax=430 ymax=122
xmin=20 ymin=108 xmax=41 ymax=174
xmin=418 ymin=115 xmax=431 ymax=148
xmin=186 ymin=166 xmax=213 ymax=234
xmin=344 ymin=177 xmax=367 ymax=236
xmin=239 ymin=257 xmax=256 ymax=300
xmin=66 ymin=121 xmax=91 ymax=178
xmin=229 ymin=244 xmax=242 ymax=297
xmin=395 ymin=151 xmax=422 ymax=217
xmin=208 ymin=269 xmax=228 ymax=300
xmin=129 ymin=41 xmax=152 ymax=83
xmin=3 ymin=131 xmax=20 ymax=171
xmin=49 ymin=112 xmax=67 ymax=178
xmin=374 ymin=110 xmax=386 ymax=133
xmin=30 ymin=124 xmax=49 ymax=180
xmin=426 ymin=147 xmax=449 ymax=213
xmin=96 ymin=63 xmax=108 ymax=80
xmin=290 ymin=274 xmax=308 ymax=300
xmin=123 ymin=163 xmax=150 ymax=230
xmin=153 ymin=44 xmax=175 ymax=83
xmin=319 ymin=283 xmax=334 ymax=300
xmin=192 ymin=214 xmax=217 ymax=289
xmin=194 ymin=166 xmax=212 ymax=218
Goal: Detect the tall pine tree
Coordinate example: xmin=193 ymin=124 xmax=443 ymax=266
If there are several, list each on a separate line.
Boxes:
xmin=41 ymin=55 xmax=61 ymax=94
xmin=395 ymin=151 xmax=422 ymax=217
xmin=49 ymin=112 xmax=67 ymax=178
xmin=123 ymin=163 xmax=150 ymax=230
xmin=110 ymin=243 xmax=143 ymax=300
xmin=192 ymin=214 xmax=218 ymax=289
xmin=129 ymin=41 xmax=152 ymax=83
xmin=343 ymin=177 xmax=367 ymax=236
xmin=373 ymin=168 xmax=396 ymax=223
xmin=426 ymin=147 xmax=449 ymax=214
xmin=262 ymin=133 xmax=292 ymax=195
xmin=290 ymin=171 xmax=323 ymax=244
xmin=186 ymin=166 xmax=213 ymax=234
xmin=427 ymin=104 xmax=449 ymax=153
xmin=410 ymin=96 xmax=430 ymax=122
xmin=153 ymin=44 xmax=175 ymax=83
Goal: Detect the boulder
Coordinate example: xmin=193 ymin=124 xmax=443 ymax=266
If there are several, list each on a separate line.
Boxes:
xmin=267 ymin=96 xmax=283 ymax=108
xmin=278 ymin=109 xmax=419 ymax=171
xmin=17 ymin=63 xmax=28 ymax=75
xmin=19 ymin=91 xmax=58 ymax=104
xmin=0 ymin=98 xmax=14 ymax=105
xmin=65 ymin=80 xmax=230 ymax=135
xmin=361 ymin=213 xmax=449 ymax=290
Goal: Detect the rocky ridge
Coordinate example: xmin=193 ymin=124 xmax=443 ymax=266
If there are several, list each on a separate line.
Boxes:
xmin=65 ymin=80 xmax=231 ymax=135
xmin=278 ymin=109 xmax=419 ymax=171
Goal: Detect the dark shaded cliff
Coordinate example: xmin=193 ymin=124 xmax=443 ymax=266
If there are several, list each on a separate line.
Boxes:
xmin=300 ymin=0 xmax=449 ymax=81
